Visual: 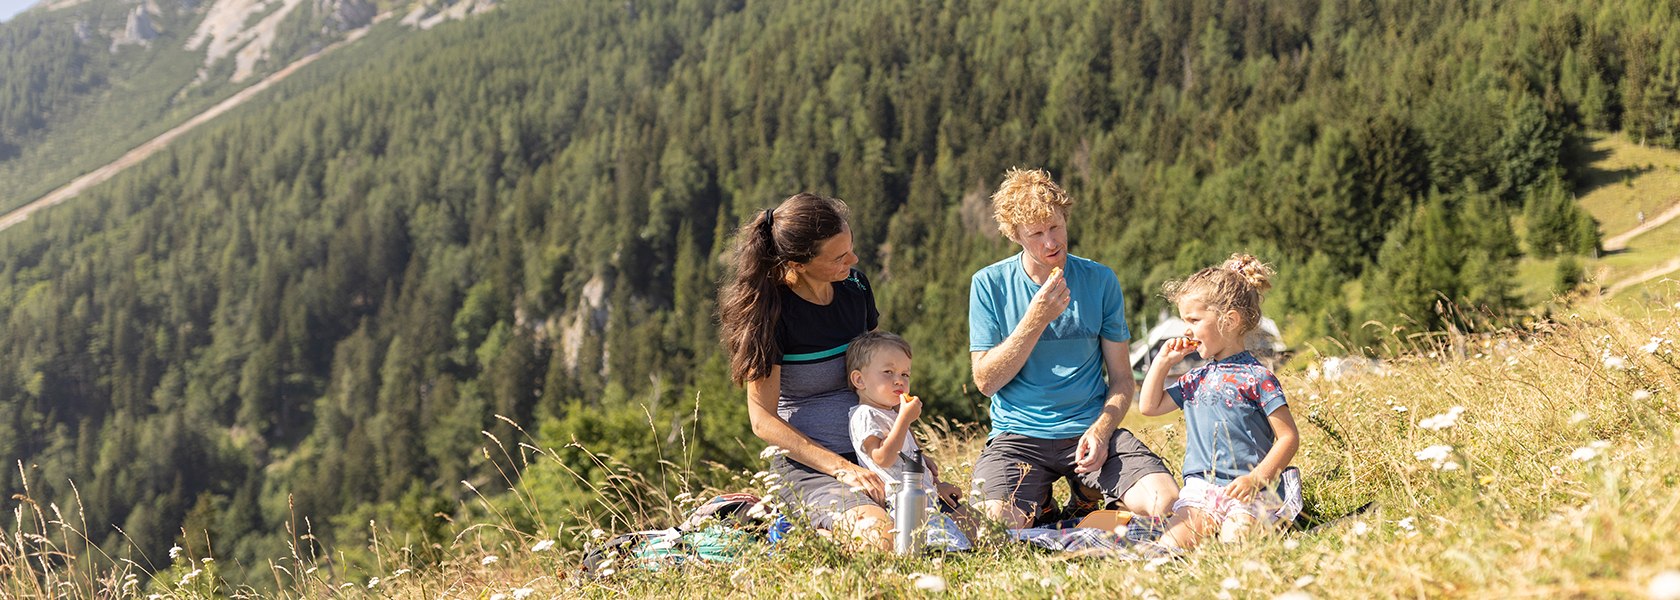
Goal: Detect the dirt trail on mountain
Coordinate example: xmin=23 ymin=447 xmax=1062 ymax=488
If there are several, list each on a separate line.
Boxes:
xmin=1603 ymin=199 xmax=1680 ymax=251
xmin=0 ymin=23 xmax=377 ymax=234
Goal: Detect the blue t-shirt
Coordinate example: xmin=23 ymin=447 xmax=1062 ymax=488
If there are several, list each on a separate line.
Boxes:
xmin=1166 ymin=351 xmax=1287 ymax=486
xmin=968 ymin=253 xmax=1131 ymax=439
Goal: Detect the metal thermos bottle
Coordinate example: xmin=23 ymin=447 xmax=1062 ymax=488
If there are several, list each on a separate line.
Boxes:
xmin=893 ymin=451 xmax=926 ymax=554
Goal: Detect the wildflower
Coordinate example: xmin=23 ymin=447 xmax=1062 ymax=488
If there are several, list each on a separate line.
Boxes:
xmin=179 ymin=569 xmax=202 ymax=587
xmin=1351 ymin=521 xmax=1370 ymax=537
xmin=731 ymin=567 xmax=750 ymax=587
xmin=1282 ymin=538 xmax=1300 ymax=550
xmin=530 ymin=539 xmax=555 ymax=552
xmin=490 ymin=594 xmax=508 ymax=600
xmin=1602 ymin=352 xmax=1629 ymax=370
xmin=1392 ymin=405 xmax=1408 ymax=414
xmin=1649 ymin=570 xmax=1680 ymax=600
xmin=201 ymin=557 xmax=213 ymax=564
xmin=1222 ymin=577 xmax=1242 ymax=590
xmin=758 ymin=445 xmax=786 ymax=460
xmin=1569 ymin=411 xmax=1589 ymax=425
xmin=1571 ymin=440 xmax=1611 ymax=461
xmin=168 ymin=545 xmax=182 ymax=560
xmin=1396 ymin=517 xmax=1416 ymax=536
xmin=1294 ymin=575 xmax=1315 ymax=588
xmin=912 ymin=574 xmax=947 ymax=592
xmin=481 ymin=555 xmax=499 ymax=566
xmin=512 ymin=588 xmax=535 ymax=600
xmin=366 ymin=577 xmax=380 ymax=589
xmin=590 ymin=528 xmax=606 ymax=540
xmin=1274 ymin=592 xmax=1313 ymax=600
xmin=1641 ymin=337 xmax=1672 ymax=355
xmin=1242 ymin=560 xmax=1265 ymax=572
xmin=392 ymin=569 xmax=409 ymax=577
xmin=1633 ymin=389 xmax=1653 ymax=402
xmin=1418 ymin=406 xmax=1465 ymax=431
xmin=1144 ymin=556 xmax=1171 ymax=572
xmin=1414 ymin=445 xmax=1456 ymax=470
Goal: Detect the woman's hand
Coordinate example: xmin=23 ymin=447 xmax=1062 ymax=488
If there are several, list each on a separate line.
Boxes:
xmin=834 ymin=463 xmax=887 ymax=505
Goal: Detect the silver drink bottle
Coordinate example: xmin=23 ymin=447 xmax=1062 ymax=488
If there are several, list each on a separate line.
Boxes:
xmin=894 ymin=451 xmax=926 ymax=554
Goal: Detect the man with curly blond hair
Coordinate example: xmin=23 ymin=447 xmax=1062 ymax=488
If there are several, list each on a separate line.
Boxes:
xmin=967 ymin=168 xmax=1178 ymax=528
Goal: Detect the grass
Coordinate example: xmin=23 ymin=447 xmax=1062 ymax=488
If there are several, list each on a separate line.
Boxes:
xmin=5 ymin=297 xmax=1679 ymax=598
xmin=1514 ymin=132 xmax=1680 ymax=304
xmin=1574 ymin=132 xmax=1680 ymax=237
xmin=407 ymin=288 xmax=1680 ymax=597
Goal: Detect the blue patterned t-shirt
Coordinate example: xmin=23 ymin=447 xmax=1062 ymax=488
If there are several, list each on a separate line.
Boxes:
xmin=1166 ymin=351 xmax=1287 ymax=485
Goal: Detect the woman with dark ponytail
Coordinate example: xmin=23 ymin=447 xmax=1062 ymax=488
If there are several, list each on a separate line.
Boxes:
xmin=719 ymin=193 xmax=891 ymax=550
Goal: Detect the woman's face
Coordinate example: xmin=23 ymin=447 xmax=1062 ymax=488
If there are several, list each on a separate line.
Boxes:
xmin=790 ymin=225 xmax=857 ymax=284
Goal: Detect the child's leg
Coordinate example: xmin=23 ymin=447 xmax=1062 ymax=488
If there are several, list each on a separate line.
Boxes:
xmin=1217 ymin=513 xmax=1259 ymax=543
xmin=1161 ymin=507 xmax=1219 ymax=551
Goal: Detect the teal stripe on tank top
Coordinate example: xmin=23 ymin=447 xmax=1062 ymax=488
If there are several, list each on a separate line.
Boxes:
xmin=783 ymin=343 xmax=850 ymax=363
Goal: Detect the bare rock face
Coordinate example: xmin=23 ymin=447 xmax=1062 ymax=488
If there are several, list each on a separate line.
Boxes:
xmin=110 ymin=5 xmax=158 ymax=51
xmin=314 ymin=0 xmax=374 ymax=33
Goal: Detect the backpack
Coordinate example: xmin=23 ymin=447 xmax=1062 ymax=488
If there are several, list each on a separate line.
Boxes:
xmin=580 ymin=493 xmax=773 ymax=577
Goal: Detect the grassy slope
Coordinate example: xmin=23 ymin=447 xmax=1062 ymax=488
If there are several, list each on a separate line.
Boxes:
xmin=1578 ymin=134 xmax=1680 ymax=295
xmin=313 ymin=289 xmax=1678 ymax=598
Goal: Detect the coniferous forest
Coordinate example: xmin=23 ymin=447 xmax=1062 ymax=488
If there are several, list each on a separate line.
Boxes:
xmin=2 ymin=0 xmax=1678 ymax=587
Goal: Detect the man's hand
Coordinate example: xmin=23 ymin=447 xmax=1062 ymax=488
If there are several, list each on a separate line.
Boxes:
xmin=1023 ymin=268 xmax=1071 ymax=331
xmin=1073 ymin=427 xmax=1111 ymax=474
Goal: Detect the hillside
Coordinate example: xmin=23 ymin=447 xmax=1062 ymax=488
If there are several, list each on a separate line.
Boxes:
xmin=1 ymin=0 xmax=1679 ymax=593
xmin=0 ymin=0 xmax=491 ymax=213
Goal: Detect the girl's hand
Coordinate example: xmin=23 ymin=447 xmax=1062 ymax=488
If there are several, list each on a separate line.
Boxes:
xmin=1222 ymin=473 xmax=1263 ymax=503
xmin=1158 ymin=337 xmax=1201 ymax=366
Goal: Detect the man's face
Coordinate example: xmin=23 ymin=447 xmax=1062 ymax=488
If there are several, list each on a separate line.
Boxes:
xmin=1013 ymin=211 xmax=1068 ymax=270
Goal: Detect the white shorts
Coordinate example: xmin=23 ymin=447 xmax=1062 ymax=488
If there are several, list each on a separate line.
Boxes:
xmin=1171 ymin=476 xmax=1286 ymax=525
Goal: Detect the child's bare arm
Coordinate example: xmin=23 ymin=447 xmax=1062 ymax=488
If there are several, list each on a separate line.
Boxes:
xmin=1138 ymin=339 xmax=1196 ymax=416
xmin=1252 ymin=405 xmax=1299 ymax=484
xmin=867 ymin=398 xmax=922 ymax=469
xmin=1223 ymin=405 xmax=1300 ymax=501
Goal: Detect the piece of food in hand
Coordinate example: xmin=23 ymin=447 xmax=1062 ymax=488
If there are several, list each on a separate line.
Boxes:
xmin=1050 ymin=266 xmax=1062 ymax=278
xmin=900 ymin=392 xmax=914 ymax=404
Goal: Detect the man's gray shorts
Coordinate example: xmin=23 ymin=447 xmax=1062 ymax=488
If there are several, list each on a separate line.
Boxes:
xmin=770 ymin=453 xmax=878 ymax=530
xmin=972 ymin=429 xmax=1169 ymax=516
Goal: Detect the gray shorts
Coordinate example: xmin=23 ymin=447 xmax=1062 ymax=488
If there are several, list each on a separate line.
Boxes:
xmin=770 ymin=453 xmax=880 ymax=529
xmin=973 ymin=429 xmax=1169 ymax=516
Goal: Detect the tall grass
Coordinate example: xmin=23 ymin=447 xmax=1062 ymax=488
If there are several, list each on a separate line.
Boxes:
xmin=6 ymin=289 xmax=1678 ymax=598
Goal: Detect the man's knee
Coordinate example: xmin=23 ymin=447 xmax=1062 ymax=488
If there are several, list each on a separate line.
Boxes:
xmin=1122 ymin=473 xmax=1180 ymax=517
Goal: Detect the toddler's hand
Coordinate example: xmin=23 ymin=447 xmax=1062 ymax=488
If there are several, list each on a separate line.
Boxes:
xmin=935 ymin=481 xmax=963 ymax=506
xmin=1223 ymin=473 xmax=1262 ymax=503
xmin=897 ymin=394 xmax=923 ymax=422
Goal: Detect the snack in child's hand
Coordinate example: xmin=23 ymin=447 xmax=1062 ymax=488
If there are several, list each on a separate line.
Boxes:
xmin=1178 ymin=337 xmax=1201 ymax=348
xmin=900 ymin=393 xmax=918 ymax=404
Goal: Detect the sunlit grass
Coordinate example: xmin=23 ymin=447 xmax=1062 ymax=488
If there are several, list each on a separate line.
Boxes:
xmin=6 ymin=289 xmax=1679 ymax=598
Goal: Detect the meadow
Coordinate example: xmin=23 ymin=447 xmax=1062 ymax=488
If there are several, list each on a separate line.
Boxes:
xmin=5 ymin=283 xmax=1677 ymax=599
